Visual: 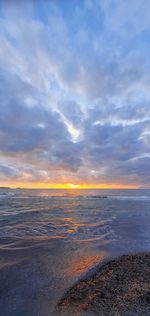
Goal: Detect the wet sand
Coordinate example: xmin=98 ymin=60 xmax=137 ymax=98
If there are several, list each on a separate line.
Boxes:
xmin=57 ymin=252 xmax=150 ymax=315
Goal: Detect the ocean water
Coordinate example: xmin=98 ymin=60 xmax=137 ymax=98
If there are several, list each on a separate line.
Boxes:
xmin=0 ymin=188 xmax=150 ymax=315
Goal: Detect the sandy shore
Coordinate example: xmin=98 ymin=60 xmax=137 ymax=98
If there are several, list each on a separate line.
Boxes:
xmin=57 ymin=252 xmax=150 ymax=315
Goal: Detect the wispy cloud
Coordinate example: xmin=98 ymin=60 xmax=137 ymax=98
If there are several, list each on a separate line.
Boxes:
xmin=0 ymin=0 xmax=149 ymax=188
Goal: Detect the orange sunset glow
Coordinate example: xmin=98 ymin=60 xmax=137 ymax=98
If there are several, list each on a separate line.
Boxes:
xmin=1 ymin=182 xmax=140 ymax=189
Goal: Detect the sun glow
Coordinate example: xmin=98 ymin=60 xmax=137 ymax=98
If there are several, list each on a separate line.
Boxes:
xmin=0 ymin=181 xmax=140 ymax=189
xmin=66 ymin=183 xmax=80 ymax=189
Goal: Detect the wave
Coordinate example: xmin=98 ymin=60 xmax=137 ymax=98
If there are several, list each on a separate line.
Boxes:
xmin=1 ymin=192 xmax=149 ymax=201
xmin=0 ymin=192 xmax=15 ymax=199
xmin=109 ymin=195 xmax=150 ymax=201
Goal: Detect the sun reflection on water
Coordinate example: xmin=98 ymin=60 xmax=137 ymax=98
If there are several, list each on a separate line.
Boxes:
xmin=64 ymin=249 xmax=106 ymax=278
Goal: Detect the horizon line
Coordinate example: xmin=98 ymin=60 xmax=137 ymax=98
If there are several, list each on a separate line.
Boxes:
xmin=1 ymin=186 xmax=148 ymax=190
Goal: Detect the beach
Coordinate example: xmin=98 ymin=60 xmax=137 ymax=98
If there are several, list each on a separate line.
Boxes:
xmin=58 ymin=252 xmax=150 ymax=315
xmin=0 ymin=189 xmax=150 ymax=315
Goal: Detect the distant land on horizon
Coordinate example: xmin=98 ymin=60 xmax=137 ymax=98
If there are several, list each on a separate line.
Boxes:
xmin=0 ymin=187 xmax=11 ymax=189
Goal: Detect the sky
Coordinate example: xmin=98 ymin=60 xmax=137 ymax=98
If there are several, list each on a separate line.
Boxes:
xmin=0 ymin=0 xmax=150 ymax=189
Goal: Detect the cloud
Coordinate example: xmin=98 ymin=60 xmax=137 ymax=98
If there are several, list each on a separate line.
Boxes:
xmin=0 ymin=0 xmax=149 ymax=187
xmin=0 ymin=164 xmax=20 ymax=179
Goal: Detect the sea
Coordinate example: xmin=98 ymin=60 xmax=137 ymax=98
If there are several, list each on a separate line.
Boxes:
xmin=0 ymin=188 xmax=150 ymax=316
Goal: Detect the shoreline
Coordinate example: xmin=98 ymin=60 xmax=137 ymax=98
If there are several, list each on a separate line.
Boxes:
xmin=57 ymin=252 xmax=150 ymax=315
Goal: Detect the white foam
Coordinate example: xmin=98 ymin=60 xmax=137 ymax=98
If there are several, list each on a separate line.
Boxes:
xmin=109 ymin=195 xmax=150 ymax=201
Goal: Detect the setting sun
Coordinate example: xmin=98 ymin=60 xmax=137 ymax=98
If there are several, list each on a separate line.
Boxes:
xmin=66 ymin=183 xmax=80 ymax=189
